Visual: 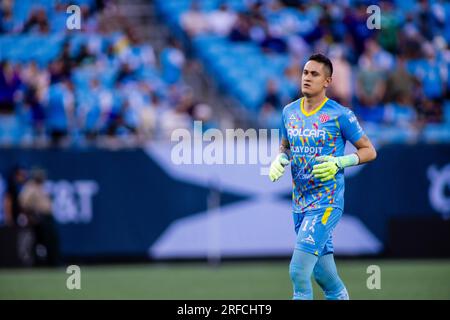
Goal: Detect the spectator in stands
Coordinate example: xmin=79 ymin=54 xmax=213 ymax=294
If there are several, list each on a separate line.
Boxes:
xmin=50 ymin=2 xmax=71 ymax=32
xmin=167 ymin=83 xmax=184 ymax=107
xmin=19 ymin=167 xmax=60 ymax=266
xmin=192 ymin=103 xmax=213 ymax=130
xmin=229 ymin=13 xmax=252 ymax=42
xmin=79 ymin=78 xmax=110 ymax=142
xmin=302 ymin=13 xmax=329 ymax=46
xmin=247 ymin=1 xmax=267 ymax=44
xmin=259 ymin=79 xmax=282 ymax=128
xmin=0 ymin=0 xmax=16 ymax=33
xmin=356 ymin=39 xmax=388 ymax=111
xmin=260 ymin=25 xmax=288 ymax=54
xmin=160 ymin=38 xmax=185 ymax=85
xmin=46 ymin=77 xmax=75 ymax=147
xmin=356 ymin=63 xmax=385 ymax=108
xmin=0 ymin=62 xmax=21 ymax=114
xmin=341 ymin=33 xmax=358 ymax=65
xmin=180 ymin=0 xmax=209 ymax=37
xmin=415 ymin=0 xmax=439 ymax=41
xmin=327 ymin=45 xmax=352 ymax=106
xmin=377 ymin=0 xmax=399 ymax=54
xmin=57 ymin=41 xmax=75 ymax=79
xmin=80 ymin=4 xmax=99 ymax=33
xmin=104 ymin=98 xmax=137 ymax=143
xmin=116 ymin=62 xmax=135 ymax=83
xmin=160 ymin=110 xmax=192 ymax=139
xmin=138 ymin=95 xmax=158 ymax=141
xmin=263 ymin=79 xmax=282 ymax=110
xmin=73 ymin=43 xmax=96 ymax=67
xmin=176 ymin=86 xmax=199 ymax=117
xmin=358 ymin=38 xmax=395 ymax=75
xmin=20 ymin=62 xmax=49 ymax=137
xmin=23 ymin=83 xmax=46 ymax=139
xmin=22 ymin=6 xmax=49 ymax=34
xmin=415 ymin=43 xmax=446 ymax=100
xmin=207 ymin=3 xmax=236 ymax=37
xmin=98 ymin=42 xmax=121 ymax=69
xmin=49 ymin=59 xmax=69 ymax=84
xmin=343 ymin=3 xmax=375 ymax=56
xmin=355 ymin=55 xmax=386 ymax=122
xmin=284 ymin=57 xmax=301 ymax=84
xmin=286 ymin=34 xmax=310 ymax=62
xmin=139 ymin=92 xmax=170 ymax=140
xmin=384 ymin=56 xmax=415 ymax=104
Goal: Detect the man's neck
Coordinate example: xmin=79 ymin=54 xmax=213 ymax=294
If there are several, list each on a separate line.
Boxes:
xmin=303 ymin=93 xmax=327 ymax=113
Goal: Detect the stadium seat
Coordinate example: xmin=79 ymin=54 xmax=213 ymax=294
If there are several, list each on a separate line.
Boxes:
xmin=423 ymin=124 xmax=450 ymax=143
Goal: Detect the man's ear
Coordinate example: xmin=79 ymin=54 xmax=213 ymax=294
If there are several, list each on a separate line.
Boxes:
xmin=324 ymin=76 xmax=332 ymax=88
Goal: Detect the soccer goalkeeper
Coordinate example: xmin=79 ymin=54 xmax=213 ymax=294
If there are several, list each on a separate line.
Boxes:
xmin=269 ymin=54 xmax=377 ymax=300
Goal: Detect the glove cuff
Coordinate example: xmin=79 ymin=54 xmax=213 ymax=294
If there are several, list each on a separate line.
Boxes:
xmin=336 ymin=153 xmax=359 ymax=169
xmin=277 ymin=153 xmax=289 ymax=166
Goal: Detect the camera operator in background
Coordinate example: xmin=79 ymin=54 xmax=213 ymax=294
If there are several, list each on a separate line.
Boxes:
xmin=19 ymin=168 xmax=60 ymax=267
xmin=4 ymin=165 xmax=28 ymax=227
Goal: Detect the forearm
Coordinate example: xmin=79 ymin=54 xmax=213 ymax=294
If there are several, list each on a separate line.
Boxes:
xmin=279 ymin=138 xmax=291 ymax=159
xmin=350 ymin=135 xmax=377 ymax=165
xmin=355 ymin=145 xmax=377 ymax=164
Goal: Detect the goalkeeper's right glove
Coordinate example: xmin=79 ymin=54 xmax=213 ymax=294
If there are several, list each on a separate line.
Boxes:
xmin=269 ymin=153 xmax=290 ymax=182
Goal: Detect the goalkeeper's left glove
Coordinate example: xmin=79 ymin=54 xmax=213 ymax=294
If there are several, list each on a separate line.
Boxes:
xmin=312 ymin=154 xmax=359 ymax=182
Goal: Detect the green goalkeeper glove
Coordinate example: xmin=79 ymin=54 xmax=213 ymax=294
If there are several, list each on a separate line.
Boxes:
xmin=269 ymin=153 xmax=290 ymax=182
xmin=312 ymin=154 xmax=359 ymax=182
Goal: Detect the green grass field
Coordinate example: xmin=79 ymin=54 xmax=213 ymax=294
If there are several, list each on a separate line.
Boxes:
xmin=1 ymin=259 xmax=449 ymax=299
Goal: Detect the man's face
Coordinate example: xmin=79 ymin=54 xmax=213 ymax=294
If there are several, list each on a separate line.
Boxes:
xmin=15 ymin=169 xmax=27 ymax=183
xmin=301 ymin=60 xmax=331 ymax=97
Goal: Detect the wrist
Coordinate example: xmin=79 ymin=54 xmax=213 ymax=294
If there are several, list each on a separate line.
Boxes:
xmin=336 ymin=153 xmax=359 ymax=169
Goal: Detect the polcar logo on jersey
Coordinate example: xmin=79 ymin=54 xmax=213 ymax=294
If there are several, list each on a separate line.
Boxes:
xmin=288 ymin=128 xmax=326 ymax=139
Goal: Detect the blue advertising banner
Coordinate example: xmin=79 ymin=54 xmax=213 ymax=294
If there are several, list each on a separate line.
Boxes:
xmin=1 ymin=143 xmax=449 ymax=260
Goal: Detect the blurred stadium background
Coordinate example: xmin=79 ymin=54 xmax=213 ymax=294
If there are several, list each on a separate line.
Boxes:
xmin=0 ymin=0 xmax=449 ymax=299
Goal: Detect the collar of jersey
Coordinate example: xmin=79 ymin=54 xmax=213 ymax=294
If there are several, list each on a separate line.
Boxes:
xmin=300 ymin=97 xmax=329 ymax=117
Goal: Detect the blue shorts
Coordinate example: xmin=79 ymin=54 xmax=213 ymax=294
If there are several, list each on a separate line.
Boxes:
xmin=293 ymin=207 xmax=343 ymax=256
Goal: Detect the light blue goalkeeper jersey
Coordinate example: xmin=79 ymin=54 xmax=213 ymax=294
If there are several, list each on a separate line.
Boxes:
xmin=281 ymin=97 xmax=365 ymax=214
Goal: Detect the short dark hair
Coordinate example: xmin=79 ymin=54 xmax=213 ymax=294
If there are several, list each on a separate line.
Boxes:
xmin=307 ymin=53 xmax=333 ymax=77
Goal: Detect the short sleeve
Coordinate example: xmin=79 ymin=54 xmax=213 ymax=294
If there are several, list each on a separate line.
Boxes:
xmin=339 ymin=109 xmax=365 ymax=144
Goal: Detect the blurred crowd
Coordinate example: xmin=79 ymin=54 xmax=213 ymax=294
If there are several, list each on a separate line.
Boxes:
xmin=177 ymin=0 xmax=450 ymax=132
xmin=0 ymin=0 xmax=214 ymax=147
xmin=1 ymin=0 xmax=450 ymax=147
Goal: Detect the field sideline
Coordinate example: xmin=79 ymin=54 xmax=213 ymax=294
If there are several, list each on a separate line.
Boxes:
xmin=1 ymin=259 xmax=449 ymax=299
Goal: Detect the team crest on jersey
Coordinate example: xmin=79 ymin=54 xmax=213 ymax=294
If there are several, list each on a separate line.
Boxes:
xmin=319 ymin=113 xmax=330 ymax=123
xmin=289 ymin=114 xmax=296 ymax=121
